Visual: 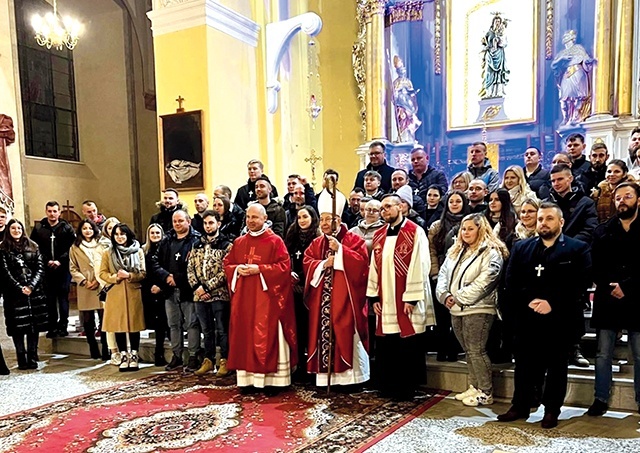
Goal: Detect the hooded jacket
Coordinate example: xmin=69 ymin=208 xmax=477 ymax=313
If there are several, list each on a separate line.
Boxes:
xmin=467 ymin=158 xmax=500 ymax=192
xmin=547 ymin=187 xmax=598 ymax=244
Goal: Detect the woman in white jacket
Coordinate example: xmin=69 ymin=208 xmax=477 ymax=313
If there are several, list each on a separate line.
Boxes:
xmin=436 ymin=213 xmax=509 ymax=407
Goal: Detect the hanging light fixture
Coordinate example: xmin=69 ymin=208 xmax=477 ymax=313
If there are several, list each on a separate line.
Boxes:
xmin=31 ymin=0 xmax=82 ymax=51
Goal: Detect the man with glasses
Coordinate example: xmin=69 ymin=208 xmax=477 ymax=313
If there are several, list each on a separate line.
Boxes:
xmin=588 ymin=182 xmax=640 ymax=416
xmin=354 ymin=141 xmax=396 ymax=194
xmin=368 ymin=194 xmax=435 ymax=401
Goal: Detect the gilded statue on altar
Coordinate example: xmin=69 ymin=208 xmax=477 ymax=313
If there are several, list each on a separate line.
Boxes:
xmin=392 ymin=56 xmax=421 ymax=143
xmin=551 ymin=30 xmax=595 ymax=126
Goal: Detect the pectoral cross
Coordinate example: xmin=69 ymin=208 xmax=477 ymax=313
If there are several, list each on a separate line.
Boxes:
xmin=176 ymin=95 xmax=185 ymax=113
xmin=295 ymin=250 xmax=302 ymax=259
xmin=248 ymin=191 xmax=254 ymax=197
xmin=15 ymin=255 xmax=24 ymax=267
xmin=535 ymin=264 xmax=544 ymax=277
xmin=175 ymin=252 xmax=181 ymax=261
xmin=50 ymin=233 xmax=56 ymax=259
xmin=244 ymin=247 xmax=262 ymax=264
xmin=414 ymin=188 xmax=420 ymax=195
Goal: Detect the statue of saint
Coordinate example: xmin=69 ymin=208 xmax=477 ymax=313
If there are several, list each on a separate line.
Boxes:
xmin=551 ymin=30 xmax=595 ymax=126
xmin=0 ymin=114 xmax=15 ymax=207
xmin=392 ymin=55 xmax=422 ymax=143
xmin=479 ymin=14 xmax=509 ymax=99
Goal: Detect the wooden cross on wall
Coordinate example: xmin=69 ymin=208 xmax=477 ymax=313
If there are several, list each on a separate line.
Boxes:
xmin=176 ymin=95 xmax=185 ymax=113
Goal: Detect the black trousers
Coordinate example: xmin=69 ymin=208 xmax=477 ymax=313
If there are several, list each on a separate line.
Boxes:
xmin=45 ymin=271 xmax=71 ymax=331
xmin=512 ymin=335 xmax=570 ymax=414
xmin=432 ymin=301 xmax=460 ymax=356
xmin=376 ymin=332 xmax=425 ymax=399
xmin=116 ymin=332 xmax=140 ymax=352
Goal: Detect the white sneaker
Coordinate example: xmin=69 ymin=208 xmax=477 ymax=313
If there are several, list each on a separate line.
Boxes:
xmin=455 ymin=385 xmax=479 ymax=401
xmin=129 ymin=351 xmax=139 ymax=371
xmin=110 ymin=351 xmax=122 ymax=366
xmin=462 ymin=390 xmax=493 ymax=407
xmin=119 ymin=353 xmax=130 ymax=372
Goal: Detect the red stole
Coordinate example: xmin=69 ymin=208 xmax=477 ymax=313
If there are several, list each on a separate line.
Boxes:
xmin=372 ymin=219 xmax=417 ymax=338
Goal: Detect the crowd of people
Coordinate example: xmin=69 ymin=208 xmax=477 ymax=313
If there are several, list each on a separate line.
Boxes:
xmin=1 ymin=130 xmax=640 ymax=429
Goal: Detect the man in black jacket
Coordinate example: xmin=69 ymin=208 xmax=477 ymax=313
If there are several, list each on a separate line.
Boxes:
xmin=149 ymin=188 xmax=187 ymax=234
xmin=566 ymin=133 xmax=592 ymax=186
xmin=408 ymin=144 xmax=448 ymax=198
xmin=150 ymin=210 xmax=202 ymax=372
xmin=523 ymin=146 xmax=550 ymax=199
xmin=588 ymin=182 xmax=640 ymax=416
xmin=234 ymin=159 xmax=279 ymax=211
xmin=585 ymin=143 xmax=609 ymax=194
xmin=30 ymin=201 xmax=75 ymax=337
xmin=283 ymin=174 xmax=316 ymax=212
xmin=353 ymin=141 xmax=396 ymax=193
xmin=255 ymin=177 xmax=286 ymax=238
xmin=499 ymin=202 xmax=592 ymax=429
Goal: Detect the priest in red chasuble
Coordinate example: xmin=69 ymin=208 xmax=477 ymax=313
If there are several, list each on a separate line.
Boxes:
xmin=368 ymin=193 xmax=436 ymax=401
xmin=303 ymin=190 xmax=370 ymax=387
xmin=223 ymin=204 xmax=297 ymax=391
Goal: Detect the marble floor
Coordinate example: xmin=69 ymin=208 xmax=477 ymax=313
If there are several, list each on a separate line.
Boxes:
xmin=1 ymin=317 xmax=640 ymax=451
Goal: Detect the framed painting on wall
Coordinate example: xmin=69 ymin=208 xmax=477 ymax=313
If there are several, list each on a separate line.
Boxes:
xmin=159 ymin=110 xmax=204 ymax=191
xmin=446 ymin=0 xmax=538 ymax=130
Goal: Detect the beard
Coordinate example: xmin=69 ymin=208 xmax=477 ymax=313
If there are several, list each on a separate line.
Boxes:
xmin=205 ymin=229 xmax=218 ymax=237
xmin=537 ymin=226 xmax=559 ymax=240
xmin=617 ymin=203 xmax=638 ymax=220
xmin=384 ymin=213 xmax=401 ymax=225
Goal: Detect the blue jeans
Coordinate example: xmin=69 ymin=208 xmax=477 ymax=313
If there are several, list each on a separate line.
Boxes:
xmin=194 ymin=300 xmax=229 ymax=361
xmin=595 ymin=329 xmax=640 ymax=405
xmin=165 ymin=290 xmax=200 ymax=359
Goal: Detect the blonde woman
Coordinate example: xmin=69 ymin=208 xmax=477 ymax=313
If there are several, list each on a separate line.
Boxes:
xmin=97 ymin=216 xmax=125 ymax=365
xmin=449 ymin=171 xmax=473 ymax=192
xmin=436 ymin=213 xmax=509 ymax=406
xmin=514 ymin=198 xmax=540 ymax=240
xmin=501 ymin=165 xmax=537 ymax=214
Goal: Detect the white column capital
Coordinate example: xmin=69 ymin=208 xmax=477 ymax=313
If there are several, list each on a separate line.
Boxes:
xmin=147 ymin=0 xmax=260 ymax=47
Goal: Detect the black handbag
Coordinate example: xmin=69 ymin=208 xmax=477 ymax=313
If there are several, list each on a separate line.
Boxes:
xmin=98 ymin=284 xmax=114 ymax=302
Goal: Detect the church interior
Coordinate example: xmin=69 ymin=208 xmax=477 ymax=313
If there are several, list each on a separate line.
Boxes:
xmin=2 ymin=0 xmax=640 ymax=451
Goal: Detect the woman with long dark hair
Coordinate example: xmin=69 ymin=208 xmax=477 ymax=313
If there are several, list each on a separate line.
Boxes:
xmin=69 ymin=219 xmax=106 ymax=359
xmin=212 ymin=195 xmax=243 ymax=240
xmin=284 ymin=205 xmax=320 ymax=381
xmin=485 ymin=188 xmax=517 ymax=250
xmin=141 ymin=223 xmax=169 ymax=366
xmin=0 ymin=219 xmax=48 ymax=370
xmin=428 ymin=190 xmax=471 ymax=361
xmin=99 ymin=223 xmax=146 ymax=372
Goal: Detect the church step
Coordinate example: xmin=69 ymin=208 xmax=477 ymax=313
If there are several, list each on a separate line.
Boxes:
xmin=425 ymin=356 xmax=637 ymax=412
xmin=52 ymin=334 xmax=170 ymax=364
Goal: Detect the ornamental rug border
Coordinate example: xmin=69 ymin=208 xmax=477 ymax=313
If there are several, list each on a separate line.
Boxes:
xmin=0 ymin=373 xmax=448 ymax=453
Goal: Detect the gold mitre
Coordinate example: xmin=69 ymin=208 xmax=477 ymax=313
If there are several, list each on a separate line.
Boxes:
xmin=393 ymin=55 xmax=404 ymax=69
xmin=562 ymin=29 xmax=577 ymax=44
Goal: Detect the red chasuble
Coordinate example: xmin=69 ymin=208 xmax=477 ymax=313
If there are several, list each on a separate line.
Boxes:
xmin=223 ymin=229 xmax=298 ymax=374
xmin=303 ymin=225 xmax=369 ymax=374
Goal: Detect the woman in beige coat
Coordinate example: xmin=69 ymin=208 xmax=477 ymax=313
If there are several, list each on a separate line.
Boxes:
xmin=69 ymin=220 xmax=106 ymax=359
xmin=99 ymin=223 xmax=146 ymax=372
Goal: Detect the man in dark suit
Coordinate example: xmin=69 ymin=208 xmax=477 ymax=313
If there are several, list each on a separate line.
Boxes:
xmin=498 ymin=201 xmax=592 ymax=429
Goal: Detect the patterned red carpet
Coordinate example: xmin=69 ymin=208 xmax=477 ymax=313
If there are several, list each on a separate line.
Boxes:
xmin=0 ymin=373 xmax=448 ymax=452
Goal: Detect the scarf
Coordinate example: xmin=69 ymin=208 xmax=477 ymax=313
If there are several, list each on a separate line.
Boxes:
xmin=435 ymin=211 xmax=464 ymax=254
xmin=110 ymin=240 xmax=142 ymax=273
xmin=79 ymin=239 xmax=100 ymax=268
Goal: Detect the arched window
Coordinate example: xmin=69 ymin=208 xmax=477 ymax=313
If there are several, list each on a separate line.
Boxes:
xmin=14 ymin=0 xmax=80 ymax=161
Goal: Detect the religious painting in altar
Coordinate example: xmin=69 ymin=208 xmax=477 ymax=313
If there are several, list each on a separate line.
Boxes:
xmin=379 ymin=0 xmax=596 ymax=180
xmin=446 ymin=0 xmax=538 ymax=130
xmin=159 ymin=111 xmax=204 ymax=191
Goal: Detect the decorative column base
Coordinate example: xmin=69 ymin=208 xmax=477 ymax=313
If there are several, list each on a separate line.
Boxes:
xmin=582 ymin=117 xmax=638 ymax=160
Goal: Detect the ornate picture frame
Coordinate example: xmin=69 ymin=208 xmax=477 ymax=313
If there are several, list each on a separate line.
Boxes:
xmin=446 ymin=0 xmax=538 ymax=130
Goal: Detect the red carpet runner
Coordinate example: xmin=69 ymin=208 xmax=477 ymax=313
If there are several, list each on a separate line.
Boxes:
xmin=0 ymin=374 xmax=447 ymax=452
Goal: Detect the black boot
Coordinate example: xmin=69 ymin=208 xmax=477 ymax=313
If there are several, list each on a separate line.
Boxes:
xmin=17 ymin=353 xmax=28 ymax=370
xmin=85 ymin=323 xmax=101 ymax=359
xmin=100 ymin=332 xmax=110 ymax=360
xmin=0 ymin=345 xmax=9 ymax=375
xmin=155 ymin=330 xmax=167 ymax=366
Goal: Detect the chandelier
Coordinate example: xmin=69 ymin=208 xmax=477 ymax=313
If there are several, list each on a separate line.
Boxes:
xmin=31 ymin=0 xmax=82 ymax=51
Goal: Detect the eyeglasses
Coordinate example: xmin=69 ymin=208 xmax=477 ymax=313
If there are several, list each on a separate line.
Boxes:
xmin=365 ymin=208 xmax=380 ymax=213
xmin=368 ymin=152 xmax=383 ymax=157
xmin=380 ymin=204 xmax=399 ymax=211
xmin=615 ymin=194 xmax=636 ymax=202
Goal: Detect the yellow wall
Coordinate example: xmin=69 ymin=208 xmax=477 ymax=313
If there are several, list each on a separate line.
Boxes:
xmin=309 ymin=0 xmax=362 ymax=186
